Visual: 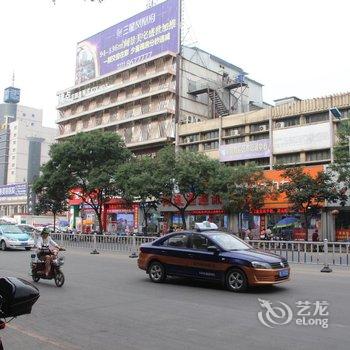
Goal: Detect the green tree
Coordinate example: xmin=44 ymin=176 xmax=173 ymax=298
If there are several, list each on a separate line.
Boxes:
xmin=212 ymin=163 xmax=273 ymax=231
xmin=279 ymin=167 xmax=347 ymax=234
xmin=33 ymin=161 xmax=69 ymax=232
xmin=333 ymin=118 xmax=350 ymax=186
xmin=43 ymin=131 xmax=131 ymax=234
xmin=115 ymin=156 xmax=159 ymax=234
xmin=152 ymin=146 xmax=220 ymax=229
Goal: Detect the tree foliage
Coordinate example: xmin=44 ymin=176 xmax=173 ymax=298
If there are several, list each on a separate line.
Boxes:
xmin=115 ymin=156 xmax=159 ymax=232
xmin=279 ymin=167 xmax=347 ymax=228
xmin=40 ymin=131 xmax=130 ymax=233
xmin=212 ymin=163 xmax=273 ymax=229
xmin=33 ymin=161 xmax=68 ymax=232
xmin=333 ymin=118 xmax=350 ymax=186
xmin=151 ymin=146 xmax=220 ymax=229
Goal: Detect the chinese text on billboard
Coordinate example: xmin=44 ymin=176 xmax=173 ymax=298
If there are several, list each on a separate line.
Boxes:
xmin=75 ymin=0 xmax=180 ymax=84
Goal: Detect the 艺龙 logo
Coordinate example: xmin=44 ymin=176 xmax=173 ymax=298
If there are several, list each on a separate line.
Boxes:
xmin=257 ymin=298 xmax=293 ymax=328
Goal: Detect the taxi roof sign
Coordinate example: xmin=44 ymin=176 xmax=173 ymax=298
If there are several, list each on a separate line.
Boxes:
xmin=195 ymin=221 xmax=218 ymax=231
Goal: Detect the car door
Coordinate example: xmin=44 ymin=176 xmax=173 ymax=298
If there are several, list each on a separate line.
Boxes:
xmin=187 ymin=234 xmax=224 ymax=281
xmin=157 ymin=233 xmax=191 ymax=277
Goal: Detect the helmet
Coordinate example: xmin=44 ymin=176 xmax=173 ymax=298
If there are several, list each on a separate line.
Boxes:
xmin=41 ymin=228 xmax=50 ymax=236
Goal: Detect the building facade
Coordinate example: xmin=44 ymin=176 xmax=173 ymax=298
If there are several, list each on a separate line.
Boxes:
xmin=55 ymin=0 xmax=349 ymax=240
xmin=0 ymin=87 xmax=57 ymax=216
xmin=177 ymin=92 xmax=350 ymax=241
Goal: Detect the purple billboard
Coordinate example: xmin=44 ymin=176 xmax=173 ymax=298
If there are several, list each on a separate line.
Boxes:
xmin=219 ymin=139 xmax=271 ymax=162
xmin=75 ymin=0 xmax=180 ymax=84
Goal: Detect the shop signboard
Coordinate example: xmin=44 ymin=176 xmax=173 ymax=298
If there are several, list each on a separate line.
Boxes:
xmin=75 ymin=0 xmax=180 ymax=84
xmin=219 ymin=139 xmax=271 ymax=162
xmin=336 ymin=229 xmax=350 ymax=241
xmin=273 ymin=123 xmax=331 ymax=154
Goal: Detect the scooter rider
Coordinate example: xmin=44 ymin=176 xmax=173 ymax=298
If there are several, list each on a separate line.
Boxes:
xmin=36 ymin=228 xmax=61 ymax=277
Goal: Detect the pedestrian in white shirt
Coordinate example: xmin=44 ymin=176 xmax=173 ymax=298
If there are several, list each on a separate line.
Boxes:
xmin=36 ymin=228 xmax=60 ymax=276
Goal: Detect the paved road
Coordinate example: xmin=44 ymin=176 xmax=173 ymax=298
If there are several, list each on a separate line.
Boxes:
xmin=0 ymin=248 xmax=349 ymax=350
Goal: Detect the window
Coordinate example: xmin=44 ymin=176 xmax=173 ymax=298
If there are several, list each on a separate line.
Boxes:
xmin=31 ymin=122 xmax=34 ymax=126
xmin=181 ymin=134 xmax=199 ymax=143
xmin=184 ymin=144 xmax=199 ymax=152
xmin=305 ymin=149 xmax=330 ymax=162
xmin=224 ymin=127 xmax=245 ymax=137
xmin=202 ymin=130 xmax=219 ymax=140
xmin=22 ymin=113 xmax=26 ymax=117
xmin=250 ymin=123 xmax=268 ymax=133
xmin=161 ymin=234 xmax=189 ymax=248
xmin=250 ymin=133 xmax=269 ymax=141
xmin=225 ymin=137 xmax=245 ymax=144
xmin=204 ymin=141 xmax=219 ymax=150
xmin=305 ymin=113 xmax=328 ymax=124
xmin=12 ymin=141 xmax=16 ymax=145
xmin=32 ymin=114 xmax=35 ymax=118
xmin=275 ymin=116 xmax=300 ymax=128
xmin=190 ymin=234 xmax=210 ymax=250
xmin=276 ymin=153 xmax=300 ymax=165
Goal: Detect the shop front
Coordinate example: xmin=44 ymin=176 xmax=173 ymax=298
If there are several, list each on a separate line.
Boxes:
xmin=68 ymin=193 xmax=139 ymax=234
xmin=104 ymin=199 xmax=139 ymax=235
xmin=159 ymin=195 xmax=228 ymax=233
xmin=250 ymin=166 xmax=324 ymax=241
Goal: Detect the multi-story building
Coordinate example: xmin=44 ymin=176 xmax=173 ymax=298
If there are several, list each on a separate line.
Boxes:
xmin=56 ymin=1 xmax=264 ymax=157
xmin=0 ymin=86 xmax=57 ymax=216
xmin=176 ymin=92 xmax=350 ymax=241
xmin=178 ymin=93 xmax=350 ymax=168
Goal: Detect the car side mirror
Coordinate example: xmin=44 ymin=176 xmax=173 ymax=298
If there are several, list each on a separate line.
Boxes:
xmin=207 ymin=246 xmax=220 ymax=254
xmin=0 ymin=277 xmax=39 ymax=318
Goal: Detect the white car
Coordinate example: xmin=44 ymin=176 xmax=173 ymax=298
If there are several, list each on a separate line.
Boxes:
xmin=0 ymin=224 xmax=35 ymax=251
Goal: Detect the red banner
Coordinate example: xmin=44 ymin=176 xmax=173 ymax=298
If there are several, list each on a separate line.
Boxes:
xmin=293 ymin=228 xmax=306 ymax=240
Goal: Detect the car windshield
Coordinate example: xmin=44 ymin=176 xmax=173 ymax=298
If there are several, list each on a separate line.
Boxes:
xmin=1 ymin=224 xmax=25 ymax=235
xmin=210 ymin=233 xmax=250 ymax=251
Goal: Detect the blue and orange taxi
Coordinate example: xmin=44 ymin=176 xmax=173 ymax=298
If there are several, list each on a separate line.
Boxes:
xmin=138 ymin=222 xmax=290 ymax=292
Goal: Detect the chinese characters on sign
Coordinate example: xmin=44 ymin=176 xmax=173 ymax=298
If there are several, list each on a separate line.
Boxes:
xmin=75 ymin=0 xmax=180 ymax=84
xmin=0 ymin=183 xmax=27 ymax=198
xmin=219 ymin=139 xmax=271 ymax=162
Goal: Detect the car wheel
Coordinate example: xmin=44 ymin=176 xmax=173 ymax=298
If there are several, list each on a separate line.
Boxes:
xmin=25 ymin=247 xmax=31 ymax=251
xmin=225 ymin=268 xmax=248 ymax=292
xmin=0 ymin=240 xmax=7 ymax=251
xmin=54 ymin=271 xmax=65 ymax=287
xmin=148 ymin=261 xmax=166 ymax=283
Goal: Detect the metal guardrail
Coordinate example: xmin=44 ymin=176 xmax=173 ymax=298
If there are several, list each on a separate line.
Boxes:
xmin=249 ymin=239 xmax=350 ymax=266
xmin=49 ymin=234 xmax=350 ymax=267
xmin=51 ymin=233 xmax=157 ymax=254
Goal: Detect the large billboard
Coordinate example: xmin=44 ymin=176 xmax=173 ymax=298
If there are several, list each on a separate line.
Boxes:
xmin=75 ymin=0 xmax=180 ymax=84
xmin=0 ymin=183 xmax=27 ymax=199
xmin=273 ymin=123 xmax=331 ymax=154
xmin=219 ymin=139 xmax=271 ymax=162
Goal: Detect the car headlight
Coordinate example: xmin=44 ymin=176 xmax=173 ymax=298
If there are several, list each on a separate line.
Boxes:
xmin=251 ymin=261 xmax=272 ymax=269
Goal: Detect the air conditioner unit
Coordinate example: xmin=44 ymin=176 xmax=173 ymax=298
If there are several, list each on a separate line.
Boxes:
xmin=275 ymin=122 xmax=285 ymax=129
xmin=232 ymin=129 xmax=240 ymax=136
xmin=259 ymin=125 xmax=268 ymax=132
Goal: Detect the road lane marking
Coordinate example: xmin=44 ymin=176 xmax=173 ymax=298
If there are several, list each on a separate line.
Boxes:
xmin=6 ymin=323 xmax=82 ymax=350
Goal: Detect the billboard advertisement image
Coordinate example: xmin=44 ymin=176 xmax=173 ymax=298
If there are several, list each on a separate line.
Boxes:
xmin=75 ymin=0 xmax=180 ymax=84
